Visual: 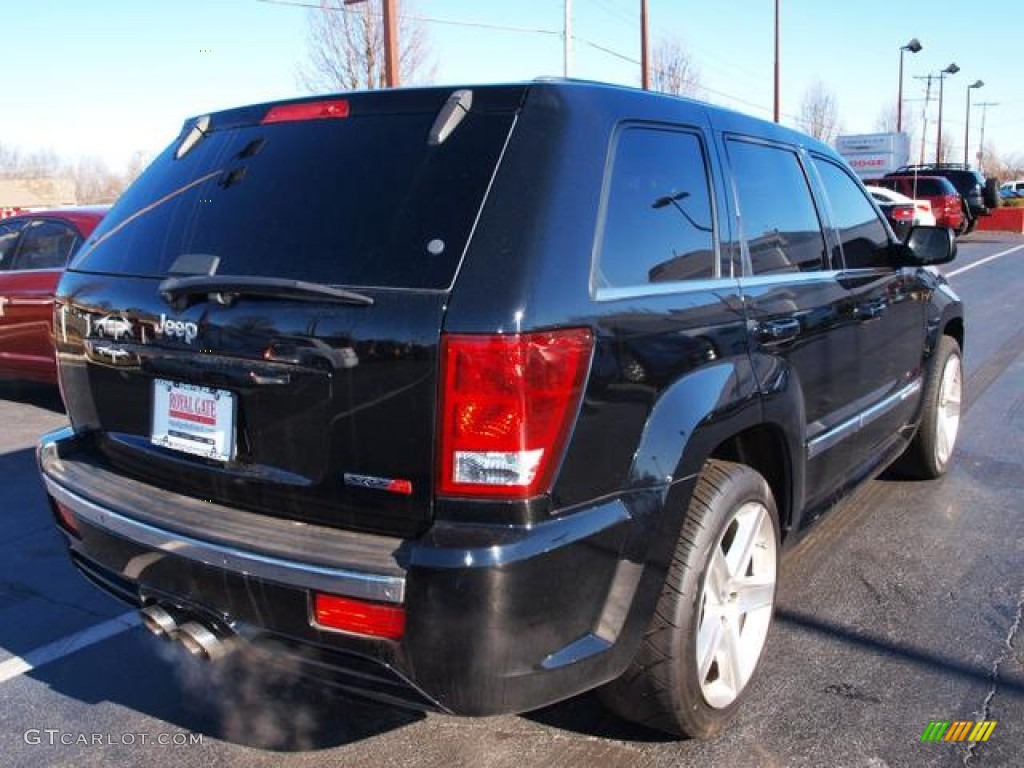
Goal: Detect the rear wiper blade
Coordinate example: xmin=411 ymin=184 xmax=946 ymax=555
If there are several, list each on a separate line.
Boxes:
xmin=158 ymin=275 xmax=375 ymax=310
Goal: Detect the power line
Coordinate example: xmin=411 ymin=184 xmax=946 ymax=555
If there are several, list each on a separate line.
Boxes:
xmin=261 ymin=0 xmax=802 ymax=124
xmin=575 ymin=36 xmax=801 ymax=121
xmin=255 ymin=0 xmax=562 ymax=36
xmin=591 ymin=0 xmax=639 ymax=29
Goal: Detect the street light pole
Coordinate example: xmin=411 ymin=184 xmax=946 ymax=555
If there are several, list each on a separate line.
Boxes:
xmin=897 ymin=38 xmax=922 ymax=133
xmin=935 ymin=62 xmax=959 ymax=164
xmin=964 ymin=80 xmax=984 ymax=167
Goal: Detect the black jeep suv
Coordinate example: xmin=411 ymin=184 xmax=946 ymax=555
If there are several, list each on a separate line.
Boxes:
xmin=38 ymin=81 xmax=963 ymax=739
xmin=887 ymin=163 xmax=1000 ymax=234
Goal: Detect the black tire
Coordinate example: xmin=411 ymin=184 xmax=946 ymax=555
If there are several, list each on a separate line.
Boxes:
xmin=984 ymin=177 xmax=1001 ymax=209
xmin=896 ymin=336 xmax=963 ymax=479
xmin=599 ymin=459 xmax=779 ymax=739
xmin=957 ymin=204 xmax=972 ymax=236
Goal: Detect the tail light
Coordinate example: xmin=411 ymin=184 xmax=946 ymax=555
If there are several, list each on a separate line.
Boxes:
xmin=892 ymin=206 xmax=914 ymax=222
xmin=437 ymin=329 xmax=593 ymax=499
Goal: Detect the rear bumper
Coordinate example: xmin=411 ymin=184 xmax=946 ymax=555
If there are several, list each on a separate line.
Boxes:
xmin=38 ymin=427 xmax=663 ymax=716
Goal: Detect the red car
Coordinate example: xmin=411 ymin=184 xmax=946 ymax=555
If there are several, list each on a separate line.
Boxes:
xmin=868 ymin=175 xmax=964 ymax=233
xmin=0 ymin=206 xmax=108 ymax=384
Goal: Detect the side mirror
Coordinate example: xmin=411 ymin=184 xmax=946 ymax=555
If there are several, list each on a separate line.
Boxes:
xmin=897 ymin=226 xmax=956 ymax=265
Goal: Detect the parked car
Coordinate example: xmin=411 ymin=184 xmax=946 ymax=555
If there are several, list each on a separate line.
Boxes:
xmin=0 ymin=206 xmax=107 ymax=384
xmin=870 ymin=175 xmax=964 ymax=233
xmin=867 ymin=186 xmax=936 ymax=240
xmin=887 ymin=163 xmax=998 ymax=234
xmin=1000 ymin=180 xmax=1024 ymax=196
xmin=38 ymin=82 xmax=962 ymax=740
xmin=866 ymin=186 xmax=936 ymax=226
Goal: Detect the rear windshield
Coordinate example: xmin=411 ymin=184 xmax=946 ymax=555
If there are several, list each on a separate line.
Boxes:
xmin=887 ymin=177 xmax=952 ymax=196
xmin=906 ymin=178 xmax=952 ymax=196
xmin=71 ymin=108 xmax=514 ymax=290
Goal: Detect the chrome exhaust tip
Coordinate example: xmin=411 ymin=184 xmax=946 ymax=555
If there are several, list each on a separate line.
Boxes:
xmin=176 ymin=620 xmax=234 ymax=662
xmin=140 ymin=604 xmax=181 ymax=639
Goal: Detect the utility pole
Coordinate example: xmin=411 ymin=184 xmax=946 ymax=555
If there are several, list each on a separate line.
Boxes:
xmin=382 ymin=0 xmax=398 ymax=88
xmin=564 ymin=0 xmax=572 ymax=77
xmin=975 ymin=102 xmax=999 ymax=173
xmin=773 ymin=0 xmax=781 ymax=123
xmin=641 ymin=0 xmax=650 ymax=90
xmin=343 ymin=0 xmax=399 ymax=88
xmin=915 ymin=74 xmax=934 ymax=165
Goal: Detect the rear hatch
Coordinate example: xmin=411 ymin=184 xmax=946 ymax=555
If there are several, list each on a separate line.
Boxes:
xmin=56 ymin=86 xmax=524 ymax=537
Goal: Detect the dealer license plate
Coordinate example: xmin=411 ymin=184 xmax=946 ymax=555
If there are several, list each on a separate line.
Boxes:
xmin=151 ymin=379 xmax=236 ymax=462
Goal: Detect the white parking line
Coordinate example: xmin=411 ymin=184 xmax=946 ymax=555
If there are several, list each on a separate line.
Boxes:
xmin=947 ymin=243 xmax=1024 ymax=278
xmin=0 ymin=612 xmax=140 ymax=684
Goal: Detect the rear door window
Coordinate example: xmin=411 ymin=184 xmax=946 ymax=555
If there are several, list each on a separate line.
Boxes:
xmin=727 ymin=139 xmax=826 ymax=274
xmin=596 ymin=126 xmax=717 ymax=290
xmin=11 ymin=220 xmax=81 ymax=270
xmin=71 ymin=109 xmax=515 ymax=290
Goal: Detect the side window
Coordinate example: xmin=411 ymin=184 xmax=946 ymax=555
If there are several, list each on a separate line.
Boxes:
xmin=812 ymin=157 xmax=890 ymax=269
xmin=0 ymin=220 xmax=26 ymax=270
xmin=727 ymin=139 xmax=826 ymax=274
xmin=597 ymin=126 xmax=716 ymax=290
xmin=11 ymin=220 xmax=81 ymax=271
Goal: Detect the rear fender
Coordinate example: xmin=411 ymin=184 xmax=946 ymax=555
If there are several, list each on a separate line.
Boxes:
xmin=622 ymin=358 xmax=762 ymax=567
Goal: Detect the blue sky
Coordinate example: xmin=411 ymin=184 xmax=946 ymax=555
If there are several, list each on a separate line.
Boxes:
xmin=2 ymin=0 xmax=1020 ymax=172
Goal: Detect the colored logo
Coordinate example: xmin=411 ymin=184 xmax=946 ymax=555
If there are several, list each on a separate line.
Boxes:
xmin=921 ymin=720 xmax=997 ymax=742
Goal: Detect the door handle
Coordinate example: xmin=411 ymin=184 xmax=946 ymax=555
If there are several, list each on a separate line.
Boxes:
xmin=855 ymin=300 xmax=886 ymax=320
xmin=756 ymin=318 xmax=801 ymax=343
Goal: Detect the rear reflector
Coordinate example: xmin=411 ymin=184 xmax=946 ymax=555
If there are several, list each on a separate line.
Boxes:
xmin=261 ymin=99 xmax=350 ymax=125
xmin=438 ymin=328 xmax=593 ymax=499
xmin=313 ymin=593 xmax=405 ymax=640
xmin=49 ymin=497 xmax=80 ymax=538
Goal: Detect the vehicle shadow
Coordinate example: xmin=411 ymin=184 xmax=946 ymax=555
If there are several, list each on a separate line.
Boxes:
xmin=523 ymin=691 xmax=680 ymax=743
xmin=26 ymin=633 xmax=426 ymax=752
xmin=774 ymin=607 xmax=1024 ymax=696
xmin=0 ymin=380 xmax=64 ymax=414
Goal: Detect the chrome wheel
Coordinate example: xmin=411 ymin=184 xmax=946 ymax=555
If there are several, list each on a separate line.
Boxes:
xmin=697 ymin=501 xmax=777 ymax=709
xmin=935 ymin=352 xmax=962 ymax=467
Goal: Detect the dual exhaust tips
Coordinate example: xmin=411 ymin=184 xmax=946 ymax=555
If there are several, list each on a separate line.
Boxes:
xmin=140 ymin=604 xmax=235 ymax=661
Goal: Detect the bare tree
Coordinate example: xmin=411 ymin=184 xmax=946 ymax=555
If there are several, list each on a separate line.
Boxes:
xmin=799 ymin=81 xmax=840 ymax=143
xmin=297 ymin=1 xmax=435 ymax=92
xmin=874 ymin=100 xmax=918 ymax=139
xmin=981 ymin=144 xmax=1024 ymax=181
xmin=0 ymin=143 xmax=63 ymax=179
xmin=936 ymin=133 xmax=956 ymax=165
xmin=73 ymin=156 xmax=124 ymax=204
xmin=650 ymin=38 xmax=703 ymax=98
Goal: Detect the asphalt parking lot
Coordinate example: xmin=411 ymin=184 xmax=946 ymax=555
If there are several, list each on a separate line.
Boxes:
xmin=1 ymin=233 xmax=1021 ymax=768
